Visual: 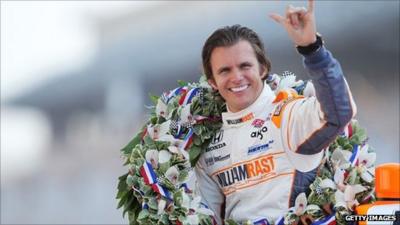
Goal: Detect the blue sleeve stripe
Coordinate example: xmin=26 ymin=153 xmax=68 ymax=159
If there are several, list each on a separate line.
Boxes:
xmin=296 ymin=47 xmax=355 ymax=155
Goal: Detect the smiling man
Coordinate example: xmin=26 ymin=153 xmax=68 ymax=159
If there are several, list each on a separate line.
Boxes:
xmin=195 ymin=0 xmax=357 ymax=224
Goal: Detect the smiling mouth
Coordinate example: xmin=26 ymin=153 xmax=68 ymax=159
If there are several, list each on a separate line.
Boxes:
xmin=229 ymin=84 xmax=249 ymax=92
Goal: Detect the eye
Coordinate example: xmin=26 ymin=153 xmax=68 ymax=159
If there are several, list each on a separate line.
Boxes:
xmin=217 ymin=67 xmax=230 ymax=75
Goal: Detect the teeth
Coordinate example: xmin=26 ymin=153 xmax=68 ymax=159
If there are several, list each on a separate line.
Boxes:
xmin=230 ymin=85 xmax=248 ymax=92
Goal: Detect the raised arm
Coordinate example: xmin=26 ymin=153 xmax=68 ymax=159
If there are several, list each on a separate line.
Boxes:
xmin=269 ymin=0 xmax=357 ymax=172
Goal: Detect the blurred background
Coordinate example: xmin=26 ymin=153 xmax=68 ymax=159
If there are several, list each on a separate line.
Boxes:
xmin=1 ymin=1 xmax=399 ymax=224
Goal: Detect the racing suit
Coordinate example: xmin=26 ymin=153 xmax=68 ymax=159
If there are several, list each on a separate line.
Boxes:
xmin=195 ymin=46 xmax=357 ymax=224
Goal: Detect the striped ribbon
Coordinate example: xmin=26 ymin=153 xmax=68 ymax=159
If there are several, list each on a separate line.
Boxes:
xmin=311 ymin=212 xmax=336 ymax=225
xmin=179 ymin=87 xmax=199 ymax=105
xmin=139 ymin=161 xmax=171 ymax=200
xmin=162 ymin=86 xmax=188 ymax=104
xmin=341 ymin=123 xmax=353 ymax=138
xmin=181 ymin=128 xmax=194 ymax=150
xmin=349 ymin=144 xmax=361 ymax=167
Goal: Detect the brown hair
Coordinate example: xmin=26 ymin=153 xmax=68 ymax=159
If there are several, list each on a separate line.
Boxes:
xmin=202 ymin=24 xmax=271 ymax=80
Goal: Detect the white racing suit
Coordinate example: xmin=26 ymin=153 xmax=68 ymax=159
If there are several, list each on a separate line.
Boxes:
xmin=195 ymin=46 xmax=357 ymax=224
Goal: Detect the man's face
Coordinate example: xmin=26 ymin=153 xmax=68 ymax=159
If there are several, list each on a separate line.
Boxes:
xmin=208 ymin=40 xmax=266 ymax=113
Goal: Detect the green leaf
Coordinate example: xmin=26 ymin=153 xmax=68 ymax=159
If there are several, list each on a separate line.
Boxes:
xmin=121 ymin=126 xmax=146 ymax=155
xmin=189 ymin=145 xmax=202 ymax=166
xmin=177 ymin=80 xmax=188 ymax=86
xmin=148 ymin=198 xmax=158 ymax=210
xmin=149 ymin=93 xmax=159 ymax=105
xmin=137 ymin=209 xmax=150 ymax=220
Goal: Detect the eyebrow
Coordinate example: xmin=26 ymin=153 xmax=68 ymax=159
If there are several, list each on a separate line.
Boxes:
xmin=216 ymin=61 xmax=253 ymax=74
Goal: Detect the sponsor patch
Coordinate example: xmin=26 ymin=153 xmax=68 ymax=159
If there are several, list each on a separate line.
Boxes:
xmin=252 ymin=119 xmax=265 ymax=128
xmin=248 ymin=140 xmax=274 ymax=155
xmin=211 ymin=130 xmax=224 ymax=144
xmin=214 ymin=155 xmax=275 ymax=188
xmin=250 ymin=126 xmax=268 ymax=140
xmin=206 ymin=142 xmax=227 ymax=152
xmin=205 ymin=154 xmax=230 ymax=166
xmin=226 ymin=112 xmax=254 ymax=125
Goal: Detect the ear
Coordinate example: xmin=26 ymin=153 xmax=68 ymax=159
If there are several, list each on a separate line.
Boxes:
xmin=207 ymin=79 xmax=218 ymax=90
xmin=260 ymin=66 xmax=268 ymax=80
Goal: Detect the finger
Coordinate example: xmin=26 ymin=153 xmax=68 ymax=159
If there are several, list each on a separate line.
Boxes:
xmin=298 ymin=7 xmax=307 ymax=18
xmin=269 ymin=13 xmax=286 ymax=25
xmin=286 ymin=4 xmax=294 ymax=19
xmin=308 ymin=0 xmax=314 ymax=13
xmin=290 ymin=13 xmax=300 ymax=29
xmin=289 ymin=6 xmax=307 ymax=15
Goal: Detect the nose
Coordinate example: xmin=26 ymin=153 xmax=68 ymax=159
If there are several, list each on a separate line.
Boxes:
xmin=230 ymin=69 xmax=244 ymax=83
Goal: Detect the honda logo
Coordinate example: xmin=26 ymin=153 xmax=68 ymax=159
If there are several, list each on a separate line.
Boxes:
xmin=211 ymin=130 xmax=224 ymax=144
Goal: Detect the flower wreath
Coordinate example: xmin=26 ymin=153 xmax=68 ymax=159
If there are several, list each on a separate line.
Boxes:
xmin=116 ymin=73 xmax=376 ymax=225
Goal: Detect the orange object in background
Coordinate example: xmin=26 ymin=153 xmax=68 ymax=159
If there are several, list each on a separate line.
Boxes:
xmin=356 ymin=163 xmax=400 ymax=225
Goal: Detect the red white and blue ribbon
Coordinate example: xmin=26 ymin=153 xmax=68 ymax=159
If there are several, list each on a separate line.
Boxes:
xmin=162 ymin=87 xmax=188 ymax=104
xmin=253 ymin=218 xmax=270 ymax=225
xmin=151 ymin=182 xmax=171 ymax=200
xmin=349 ymin=144 xmax=361 ymax=167
xmin=341 ymin=123 xmax=353 ymax=138
xmin=180 ymin=87 xmax=199 ymax=106
xmin=140 ymin=161 xmax=171 ymax=200
xmin=182 ymin=128 xmax=194 ymax=150
xmin=274 ymin=216 xmax=284 ymax=225
xmin=311 ymin=212 xmax=336 ymax=225
xmin=140 ymin=161 xmax=157 ymax=184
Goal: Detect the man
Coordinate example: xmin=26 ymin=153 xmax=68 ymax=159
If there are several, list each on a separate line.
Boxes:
xmin=195 ymin=0 xmax=357 ymax=224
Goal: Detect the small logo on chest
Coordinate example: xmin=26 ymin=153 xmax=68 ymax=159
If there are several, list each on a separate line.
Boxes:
xmin=250 ymin=126 xmax=268 ymax=140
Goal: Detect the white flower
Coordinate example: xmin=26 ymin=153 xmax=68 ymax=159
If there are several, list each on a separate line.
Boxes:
xmin=158 ymin=134 xmax=176 ymax=143
xmin=277 ymin=73 xmax=303 ymax=92
xmin=167 ymin=138 xmax=189 ymax=160
xmin=320 ymin=178 xmax=336 ymax=190
xmin=331 ymin=148 xmax=352 ymax=169
xmin=335 ymin=184 xmax=366 ymax=210
xmin=303 ymin=81 xmax=316 ymax=97
xmin=147 ymin=120 xmax=171 ymax=140
xmin=159 ymin=150 xmax=172 ymax=164
xmin=358 ymin=144 xmax=376 ymax=168
xmin=157 ymin=199 xmax=167 ymax=215
xmin=156 ymin=98 xmax=168 ymax=118
xmin=145 ymin=150 xmax=159 ymax=168
xmin=294 ymin=193 xmax=307 ymax=216
xmin=334 ymin=168 xmax=346 ymax=192
xmin=180 ymin=104 xmax=194 ymax=125
xmin=165 ymin=166 xmax=179 ymax=185
xmin=344 ymin=184 xmax=366 ymax=209
xmin=360 ymin=167 xmax=374 ymax=183
xmin=334 ymin=190 xmax=346 ymax=209
xmin=355 ymin=144 xmax=375 ymax=183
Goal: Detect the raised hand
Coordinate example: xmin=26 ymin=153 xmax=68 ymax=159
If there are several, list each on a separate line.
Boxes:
xmin=269 ymin=0 xmax=317 ymax=46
